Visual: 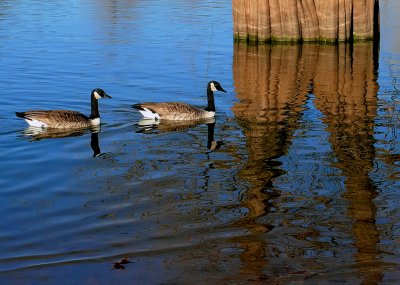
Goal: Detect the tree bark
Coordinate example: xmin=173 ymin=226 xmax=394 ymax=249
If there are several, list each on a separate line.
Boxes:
xmin=232 ymin=0 xmax=380 ymax=42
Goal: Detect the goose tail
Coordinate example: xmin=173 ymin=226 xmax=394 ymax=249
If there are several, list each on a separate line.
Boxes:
xmin=16 ymin=112 xmax=27 ymax=119
xmin=132 ymin=104 xmax=144 ymax=110
xmin=132 ymin=104 xmax=160 ymax=120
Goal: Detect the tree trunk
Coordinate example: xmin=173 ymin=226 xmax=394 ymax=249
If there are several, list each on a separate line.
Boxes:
xmin=232 ymin=0 xmax=380 ymax=42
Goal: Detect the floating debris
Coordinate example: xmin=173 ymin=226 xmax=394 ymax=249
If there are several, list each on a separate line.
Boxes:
xmin=112 ymin=257 xmax=133 ymax=270
xmin=113 ymin=262 xmax=125 ymax=270
xmin=119 ymin=257 xmax=132 ymax=264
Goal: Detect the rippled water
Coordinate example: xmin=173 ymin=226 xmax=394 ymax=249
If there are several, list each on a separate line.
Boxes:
xmin=1 ymin=1 xmax=400 ymax=284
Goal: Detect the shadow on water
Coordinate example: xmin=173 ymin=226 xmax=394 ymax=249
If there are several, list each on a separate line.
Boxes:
xmin=229 ymin=42 xmax=395 ymax=283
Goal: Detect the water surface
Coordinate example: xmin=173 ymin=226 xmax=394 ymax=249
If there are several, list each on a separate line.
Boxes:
xmin=0 ymin=1 xmax=399 ymax=284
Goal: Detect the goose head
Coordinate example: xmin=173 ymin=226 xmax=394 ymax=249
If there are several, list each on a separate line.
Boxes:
xmin=208 ymin=81 xmax=227 ymax=93
xmin=92 ymin=88 xmax=112 ymax=99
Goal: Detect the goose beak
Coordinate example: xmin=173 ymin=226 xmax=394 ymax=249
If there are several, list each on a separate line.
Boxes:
xmin=218 ymin=86 xmax=227 ymax=93
xmin=104 ymin=93 xmax=112 ymax=99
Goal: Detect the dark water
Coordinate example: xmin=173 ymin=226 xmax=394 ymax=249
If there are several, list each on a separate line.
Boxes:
xmin=0 ymin=1 xmax=399 ymax=284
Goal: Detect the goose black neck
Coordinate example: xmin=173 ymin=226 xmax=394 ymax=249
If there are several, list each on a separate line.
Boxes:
xmin=90 ymin=93 xmax=100 ymax=119
xmin=205 ymin=87 xmax=215 ymax=112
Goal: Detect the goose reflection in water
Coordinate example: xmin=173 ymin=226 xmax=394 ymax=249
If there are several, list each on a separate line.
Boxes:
xmin=136 ymin=117 xmax=223 ymax=151
xmin=22 ymin=126 xmax=103 ymax=157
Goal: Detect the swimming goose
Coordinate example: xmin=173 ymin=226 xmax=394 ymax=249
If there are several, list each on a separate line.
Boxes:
xmin=16 ymin=88 xmax=111 ymax=129
xmin=133 ymin=81 xmax=226 ymax=121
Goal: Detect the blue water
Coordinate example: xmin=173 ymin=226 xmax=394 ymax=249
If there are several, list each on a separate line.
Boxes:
xmin=0 ymin=1 xmax=400 ymax=284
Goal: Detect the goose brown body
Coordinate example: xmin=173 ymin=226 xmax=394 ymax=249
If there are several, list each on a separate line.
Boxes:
xmin=16 ymin=110 xmax=92 ymax=129
xmin=133 ymin=81 xmax=226 ymax=121
xmin=133 ymin=102 xmax=214 ymax=121
xmin=16 ymin=88 xmax=111 ymax=129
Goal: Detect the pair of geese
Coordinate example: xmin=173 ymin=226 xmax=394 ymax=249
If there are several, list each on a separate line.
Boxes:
xmin=16 ymin=81 xmax=227 ymax=128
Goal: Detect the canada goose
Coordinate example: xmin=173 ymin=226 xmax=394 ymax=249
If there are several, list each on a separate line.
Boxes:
xmin=16 ymin=88 xmax=111 ymax=129
xmin=133 ymin=81 xmax=226 ymax=121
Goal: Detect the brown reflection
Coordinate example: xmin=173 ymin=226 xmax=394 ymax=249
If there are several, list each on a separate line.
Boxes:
xmin=232 ymin=43 xmax=310 ymax=280
xmin=313 ymin=43 xmax=382 ymax=284
xmin=232 ymin=42 xmax=381 ymax=283
xmin=233 ymin=43 xmax=312 ymax=235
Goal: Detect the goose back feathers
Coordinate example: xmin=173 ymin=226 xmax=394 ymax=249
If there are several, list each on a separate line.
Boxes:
xmin=133 ymin=81 xmax=226 ymax=121
xmin=16 ymin=110 xmax=93 ymax=129
xmin=133 ymin=102 xmax=215 ymax=121
xmin=16 ymin=88 xmax=111 ymax=129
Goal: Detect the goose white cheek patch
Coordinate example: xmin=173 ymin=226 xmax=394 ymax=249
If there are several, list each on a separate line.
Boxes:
xmin=210 ymin=82 xmax=217 ymax=92
xmin=94 ymin=91 xmax=101 ymax=99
